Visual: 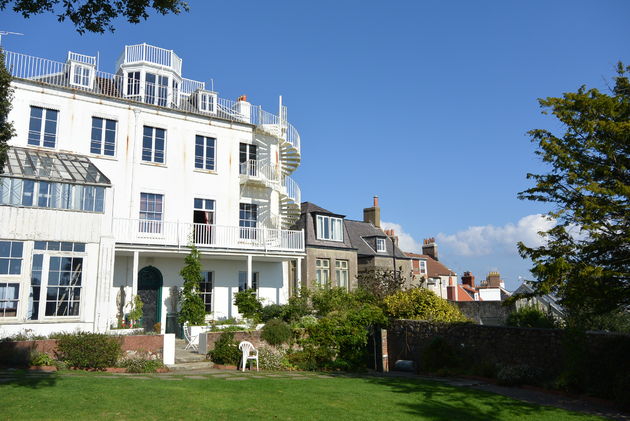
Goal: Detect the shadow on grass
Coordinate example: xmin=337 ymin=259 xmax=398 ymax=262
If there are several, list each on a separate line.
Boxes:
xmin=0 ymin=370 xmax=58 ymax=389
xmin=345 ymin=374 xmax=584 ymax=421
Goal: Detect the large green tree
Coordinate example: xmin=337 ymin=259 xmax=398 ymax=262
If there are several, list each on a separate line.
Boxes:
xmin=0 ymin=49 xmax=15 ymax=173
xmin=518 ymin=63 xmax=630 ymax=327
xmin=0 ymin=0 xmax=189 ymax=34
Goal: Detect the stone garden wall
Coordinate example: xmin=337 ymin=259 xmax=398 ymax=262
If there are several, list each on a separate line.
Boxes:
xmin=386 ymin=319 xmax=629 ymax=378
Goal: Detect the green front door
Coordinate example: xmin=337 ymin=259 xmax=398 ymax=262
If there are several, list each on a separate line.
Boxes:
xmin=138 ymin=266 xmax=163 ymax=332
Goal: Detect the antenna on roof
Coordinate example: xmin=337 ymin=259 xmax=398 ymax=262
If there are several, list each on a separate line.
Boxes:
xmin=0 ymin=31 xmax=24 ymax=47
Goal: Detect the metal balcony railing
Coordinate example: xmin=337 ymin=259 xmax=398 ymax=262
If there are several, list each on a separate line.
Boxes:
xmin=113 ymin=218 xmax=304 ymax=252
xmin=4 ymin=50 xmax=301 ymax=154
xmin=239 ymin=159 xmax=300 ymax=204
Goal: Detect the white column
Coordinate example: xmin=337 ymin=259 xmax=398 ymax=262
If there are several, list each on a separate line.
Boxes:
xmin=247 ymin=254 xmax=253 ymax=289
xmin=296 ymin=257 xmax=302 ymax=291
xmin=132 ymin=250 xmax=139 ymax=297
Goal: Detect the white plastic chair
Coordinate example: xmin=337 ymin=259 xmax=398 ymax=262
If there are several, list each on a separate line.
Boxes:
xmin=238 ymin=341 xmax=259 ymax=372
xmin=183 ymin=323 xmax=198 ymax=352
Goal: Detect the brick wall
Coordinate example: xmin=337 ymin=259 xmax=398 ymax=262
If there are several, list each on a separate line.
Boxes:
xmin=0 ymin=334 xmax=164 ymax=366
xmin=204 ymin=330 xmax=264 ymax=351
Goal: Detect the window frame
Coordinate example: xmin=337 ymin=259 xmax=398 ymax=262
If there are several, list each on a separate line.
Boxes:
xmin=376 ymin=238 xmax=386 ymax=253
xmin=142 ymin=125 xmax=167 ymax=164
xmin=335 ymin=259 xmax=349 ymax=289
xmin=239 ymin=203 xmax=258 ymax=239
xmin=70 ymin=63 xmax=93 ymax=88
xmin=90 ymin=117 xmax=117 ymax=157
xmin=28 ymin=106 xmax=59 ymax=149
xmin=316 ymin=215 xmax=344 ymax=242
xmin=194 ymin=135 xmax=216 ymax=171
xmin=315 ymin=258 xmax=330 ymax=287
xmin=238 ymin=271 xmax=259 ymax=292
xmin=139 ymin=192 xmax=164 ymax=234
xmin=0 ymin=240 xmax=24 ymax=276
xmin=198 ymin=91 xmax=217 ymax=114
xmin=28 ymin=242 xmax=87 ymax=320
xmin=0 ymin=282 xmax=20 ymax=318
xmin=199 ymin=271 xmax=213 ymax=314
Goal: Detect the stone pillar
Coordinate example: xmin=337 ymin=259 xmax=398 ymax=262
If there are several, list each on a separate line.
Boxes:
xmin=132 ymin=250 xmax=139 ymax=297
xmin=247 ymin=254 xmax=253 ymax=289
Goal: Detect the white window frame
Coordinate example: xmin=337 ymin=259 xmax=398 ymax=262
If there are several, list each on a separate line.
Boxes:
xmin=90 ymin=117 xmax=117 ymax=157
xmin=194 ymin=135 xmax=216 ymax=171
xmin=0 ymin=282 xmax=19 ymax=318
xmin=376 ymin=238 xmax=386 ymax=253
xmin=28 ymin=106 xmax=58 ymax=149
xmin=199 ymin=271 xmax=213 ymax=314
xmin=29 ymin=243 xmax=87 ymax=320
xmin=70 ymin=62 xmax=94 ymax=89
xmin=142 ymin=126 xmax=167 ymax=164
xmin=335 ymin=260 xmax=349 ymax=289
xmin=316 ymin=215 xmax=343 ymax=242
xmin=198 ymin=91 xmax=217 ymax=114
xmin=315 ymin=258 xmax=330 ymax=287
xmin=238 ymin=271 xmax=259 ymax=292
xmin=139 ymin=192 xmax=164 ymax=234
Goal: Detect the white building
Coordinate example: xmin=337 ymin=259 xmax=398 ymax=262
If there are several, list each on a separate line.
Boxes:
xmin=0 ymin=44 xmax=304 ymax=337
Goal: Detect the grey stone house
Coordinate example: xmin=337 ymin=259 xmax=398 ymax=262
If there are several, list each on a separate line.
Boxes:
xmin=292 ymin=197 xmax=411 ymax=290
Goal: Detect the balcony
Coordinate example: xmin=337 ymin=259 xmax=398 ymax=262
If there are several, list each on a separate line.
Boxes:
xmin=112 ymin=218 xmax=304 ymax=252
xmin=116 ymin=43 xmax=182 ymax=75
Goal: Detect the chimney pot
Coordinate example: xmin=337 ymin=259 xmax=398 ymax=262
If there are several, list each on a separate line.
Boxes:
xmin=374 ymin=196 xmax=379 ymax=207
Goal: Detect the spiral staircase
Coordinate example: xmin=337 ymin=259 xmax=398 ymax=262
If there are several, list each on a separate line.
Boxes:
xmin=242 ymin=103 xmax=301 ymax=230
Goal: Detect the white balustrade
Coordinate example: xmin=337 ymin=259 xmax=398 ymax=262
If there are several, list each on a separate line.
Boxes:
xmin=4 ymin=49 xmax=300 ymax=155
xmin=112 ymin=218 xmax=304 ymax=252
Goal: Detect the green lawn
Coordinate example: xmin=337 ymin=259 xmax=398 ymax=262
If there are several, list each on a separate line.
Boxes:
xmin=0 ymin=371 xmax=608 ymax=421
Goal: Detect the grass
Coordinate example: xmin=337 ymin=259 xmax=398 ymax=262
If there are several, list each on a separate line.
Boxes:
xmin=0 ymin=370 xmax=609 ymax=421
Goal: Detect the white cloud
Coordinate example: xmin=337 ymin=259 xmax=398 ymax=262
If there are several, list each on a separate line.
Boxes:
xmin=381 ymin=221 xmax=422 ymax=253
xmin=436 ymin=214 xmax=556 ymax=257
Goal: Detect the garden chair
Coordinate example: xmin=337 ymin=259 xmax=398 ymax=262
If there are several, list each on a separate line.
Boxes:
xmin=238 ymin=341 xmax=259 ymax=372
xmin=183 ymin=323 xmax=198 ymax=352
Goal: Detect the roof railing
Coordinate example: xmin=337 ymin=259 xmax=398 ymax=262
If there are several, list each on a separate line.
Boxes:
xmin=4 ymin=49 xmax=300 ymax=154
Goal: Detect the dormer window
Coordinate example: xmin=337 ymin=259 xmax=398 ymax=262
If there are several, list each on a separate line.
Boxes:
xmin=376 ymin=238 xmax=386 ymax=252
xmin=198 ymin=91 xmax=217 ymax=114
xmin=316 ymin=215 xmax=343 ymax=242
xmin=70 ymin=63 xmax=92 ymax=88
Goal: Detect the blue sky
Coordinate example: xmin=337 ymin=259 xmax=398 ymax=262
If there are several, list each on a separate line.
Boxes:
xmin=2 ymin=0 xmax=629 ymax=290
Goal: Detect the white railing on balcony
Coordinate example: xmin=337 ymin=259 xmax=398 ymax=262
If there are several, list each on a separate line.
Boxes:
xmin=112 ymin=218 xmax=304 ymax=252
xmin=239 ymin=159 xmax=280 ymax=183
xmin=116 ymin=43 xmax=182 ymax=74
xmin=68 ymin=51 xmax=96 ymax=66
xmin=4 ymin=50 xmax=300 ymax=155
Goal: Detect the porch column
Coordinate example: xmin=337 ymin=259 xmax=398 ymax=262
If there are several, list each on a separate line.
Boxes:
xmin=296 ymin=257 xmax=302 ymax=291
xmin=247 ymin=254 xmax=253 ymax=289
xmin=132 ymin=250 xmax=139 ymax=297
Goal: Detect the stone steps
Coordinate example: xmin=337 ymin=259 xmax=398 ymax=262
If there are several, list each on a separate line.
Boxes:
xmin=167 ymin=361 xmax=215 ymax=371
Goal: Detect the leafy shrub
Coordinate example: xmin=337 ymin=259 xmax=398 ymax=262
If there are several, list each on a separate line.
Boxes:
xmin=260 ymin=304 xmax=286 ymax=323
xmin=506 ymin=306 xmax=558 ymax=329
xmin=282 ymin=288 xmax=312 ymax=322
xmin=207 ymin=332 xmax=241 ymax=365
xmin=234 ymin=289 xmax=263 ymax=321
xmin=384 ymin=288 xmax=469 ymax=322
xmin=30 ymin=352 xmax=55 ymax=366
xmin=295 ymin=294 xmax=386 ymax=371
xmin=497 ymin=364 xmax=543 ymax=386
xmin=261 ymin=319 xmax=292 ymax=346
xmin=56 ymin=332 xmax=121 ymax=369
xmin=293 ymin=315 xmax=318 ymax=329
xmin=118 ymin=357 xmax=165 ymax=373
xmin=178 ymin=245 xmax=206 ymax=325
xmin=258 ymin=346 xmax=291 ymax=371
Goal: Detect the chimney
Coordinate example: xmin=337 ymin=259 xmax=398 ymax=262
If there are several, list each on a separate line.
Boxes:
xmin=461 ymin=271 xmax=475 ymax=289
xmin=363 ymin=196 xmax=381 ymax=228
xmin=422 ymin=237 xmax=438 ymax=261
xmin=486 ymin=271 xmax=501 ymax=288
xmin=385 ymin=229 xmax=399 ymax=247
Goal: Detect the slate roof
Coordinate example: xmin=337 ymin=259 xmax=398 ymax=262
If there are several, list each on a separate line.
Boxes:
xmin=296 ymin=202 xmax=355 ymax=250
xmin=344 ymin=219 xmax=409 ymax=259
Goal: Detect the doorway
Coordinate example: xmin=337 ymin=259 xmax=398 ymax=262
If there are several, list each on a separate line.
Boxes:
xmin=138 ymin=266 xmax=163 ymax=332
